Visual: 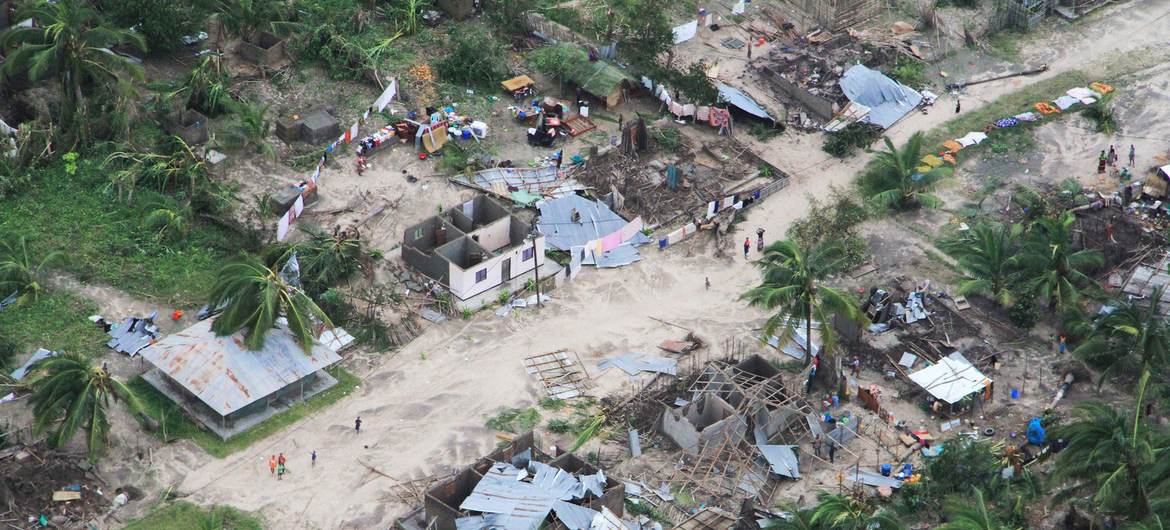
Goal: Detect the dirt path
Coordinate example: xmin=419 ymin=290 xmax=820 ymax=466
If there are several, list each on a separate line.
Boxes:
xmin=99 ymin=3 xmax=1170 ymax=528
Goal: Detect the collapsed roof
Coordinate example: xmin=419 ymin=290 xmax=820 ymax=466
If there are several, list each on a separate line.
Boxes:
xmin=838 ymin=64 xmax=922 ymax=129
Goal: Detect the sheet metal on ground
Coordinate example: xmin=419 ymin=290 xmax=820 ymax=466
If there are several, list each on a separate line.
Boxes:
xmin=107 ymin=316 xmax=160 ymax=356
xmin=598 ymin=352 xmax=678 ymax=376
xmin=537 ymin=194 xmax=630 ymax=251
xmin=838 ymin=64 xmax=923 ymax=129
xmin=757 ymin=445 xmax=800 ymax=478
xmin=137 ymin=319 xmax=342 ymax=417
xmin=455 ymin=167 xmax=584 ymax=199
xmin=10 ymin=348 xmax=56 ymax=381
xmin=848 ymin=468 xmax=903 ymax=488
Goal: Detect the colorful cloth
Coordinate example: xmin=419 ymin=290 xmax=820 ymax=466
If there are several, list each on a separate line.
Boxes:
xmin=669 ymin=101 xmax=684 ymax=116
xmin=994 ymin=117 xmax=1019 ymax=128
xmin=1089 ymin=81 xmax=1114 ymax=95
xmin=942 ymin=140 xmax=963 ymax=153
xmin=921 ymin=154 xmax=944 ymax=168
xmin=1014 ymin=111 xmax=1040 ymax=121
xmin=292 ymin=195 xmax=305 ymax=218
xmin=696 ymin=106 xmax=710 ymax=121
xmin=681 ymin=104 xmax=696 ymax=117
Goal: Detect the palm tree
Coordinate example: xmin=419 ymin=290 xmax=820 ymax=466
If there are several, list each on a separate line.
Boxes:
xmin=0 ymin=0 xmax=146 ymax=135
xmin=1053 ymin=373 xmax=1170 ymax=520
xmin=208 ymin=253 xmax=332 ymax=351
xmin=0 ymin=236 xmax=65 ymax=305
xmin=1073 ymin=286 xmax=1170 ymax=385
xmin=1014 ymin=212 xmax=1104 ymax=311
xmin=266 ymin=228 xmax=364 ymax=296
xmin=938 ymin=488 xmax=1010 ymax=530
xmin=28 ymin=354 xmax=143 ymax=462
xmin=219 ymin=100 xmax=275 ymax=160
xmin=142 ymin=202 xmax=193 ymax=242
xmin=742 ymin=240 xmax=863 ymax=388
xmin=104 ymin=136 xmax=207 ymax=201
xmin=809 ymin=492 xmax=906 ymax=530
xmin=761 ymin=502 xmax=815 ymax=530
xmin=867 ymin=132 xmax=956 ymax=210
xmin=940 ymin=223 xmax=1022 ymax=307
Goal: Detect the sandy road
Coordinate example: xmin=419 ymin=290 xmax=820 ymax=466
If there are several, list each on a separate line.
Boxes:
xmin=128 ymin=3 xmax=1170 ymax=528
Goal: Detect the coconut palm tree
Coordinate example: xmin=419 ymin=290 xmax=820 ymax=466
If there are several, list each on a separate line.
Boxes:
xmin=218 ymin=100 xmax=275 ymax=160
xmin=0 ymin=236 xmax=65 ymax=305
xmin=0 ymin=0 xmax=146 ymax=136
xmin=867 ymin=132 xmax=956 ymax=210
xmin=809 ymin=492 xmax=906 ymax=530
xmin=1014 ymin=212 xmax=1104 ymax=311
xmin=938 ymin=488 xmax=1011 ymax=530
xmin=208 ymin=253 xmax=332 ymax=352
xmin=1053 ymin=373 xmax=1170 ymax=520
xmin=265 ymin=228 xmax=364 ymax=296
xmin=28 ymin=354 xmax=143 ymax=462
xmin=141 ymin=202 xmax=193 ymax=242
xmin=940 ymin=223 xmax=1022 ymax=308
xmin=1073 ymin=286 xmax=1170 ymax=386
xmin=760 ymin=502 xmax=815 ymax=529
xmin=742 ymin=240 xmax=863 ymax=388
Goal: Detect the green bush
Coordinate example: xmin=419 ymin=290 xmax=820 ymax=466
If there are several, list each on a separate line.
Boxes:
xmin=485 ymin=407 xmax=542 ymax=433
xmin=436 ymin=28 xmax=509 ymax=90
xmin=887 ymin=55 xmax=925 ymax=88
xmin=822 ymin=122 xmax=881 ymax=158
xmin=1007 ymin=294 xmax=1039 ymax=329
xmin=105 ymin=0 xmax=211 ymax=53
xmin=787 ymin=186 xmax=869 ymax=272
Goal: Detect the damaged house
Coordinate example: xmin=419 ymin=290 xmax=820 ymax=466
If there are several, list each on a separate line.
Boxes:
xmin=402 ymin=196 xmax=560 ymax=309
xmin=411 ymin=432 xmax=626 ymax=530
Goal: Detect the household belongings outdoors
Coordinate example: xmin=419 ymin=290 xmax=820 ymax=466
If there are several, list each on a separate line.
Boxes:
xmin=502 ymin=74 xmax=537 ymax=100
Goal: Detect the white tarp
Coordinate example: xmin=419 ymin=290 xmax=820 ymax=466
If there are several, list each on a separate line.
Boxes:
xmin=955 ymin=132 xmax=988 ymax=147
xmin=373 ymin=78 xmax=399 ymax=112
xmin=672 ymin=20 xmax=698 ymax=44
xmin=907 ymin=351 xmax=990 ymax=404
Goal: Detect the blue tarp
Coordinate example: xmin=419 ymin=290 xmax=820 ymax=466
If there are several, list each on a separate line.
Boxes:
xmin=838 ymin=64 xmax=923 ymax=129
xmin=717 ymin=83 xmax=774 ymax=121
xmin=1027 ymin=418 xmax=1046 ymax=445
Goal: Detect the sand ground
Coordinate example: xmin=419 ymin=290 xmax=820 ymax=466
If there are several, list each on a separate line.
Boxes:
xmin=7 ymin=2 xmax=1170 ymax=528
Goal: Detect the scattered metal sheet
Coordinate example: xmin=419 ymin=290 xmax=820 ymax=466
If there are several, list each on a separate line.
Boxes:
xmin=589 ymin=507 xmax=631 ymax=530
xmin=847 ymin=468 xmax=903 ymax=489
xmin=595 ymin=244 xmax=642 ymax=269
xmin=897 ymin=352 xmax=918 ymax=369
xmin=460 ymin=463 xmax=555 ymax=530
xmin=553 ymin=500 xmax=600 ymax=530
xmin=10 ymin=348 xmax=56 ymax=381
xmin=675 ymin=508 xmax=736 ymax=530
xmin=531 ymin=461 xmax=584 ymax=500
xmin=106 ymin=315 xmax=161 ymax=356
xmin=757 ymin=445 xmax=800 ymax=478
xmin=537 ymin=195 xmax=631 ymax=251
xmin=0 ymin=291 xmax=18 ymax=312
xmin=658 ymin=340 xmax=696 ymax=354
xmin=420 ymin=308 xmax=447 ymax=323
xmin=523 ymin=351 xmax=590 ymax=399
xmin=455 ymin=514 xmax=509 ymax=530
xmin=319 ymin=327 xmax=356 ymax=353
xmin=598 ymin=353 xmax=677 ymax=376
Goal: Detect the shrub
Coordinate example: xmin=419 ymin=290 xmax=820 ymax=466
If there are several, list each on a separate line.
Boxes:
xmin=1007 ymin=295 xmax=1039 ymax=329
xmin=822 ymin=122 xmax=881 ymax=158
xmin=105 ymin=0 xmax=210 ymax=53
xmin=436 ymin=28 xmax=508 ymax=90
xmin=887 ymin=55 xmax=925 ymax=87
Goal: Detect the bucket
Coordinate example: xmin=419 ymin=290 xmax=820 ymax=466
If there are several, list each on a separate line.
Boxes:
xmin=1011 ymin=389 xmax=1020 ymax=399
xmin=831 ymin=395 xmax=840 ymax=408
xmin=461 ymin=129 xmax=472 ymax=140
xmin=880 ymin=464 xmax=892 ymax=477
xmin=902 ymin=463 xmax=913 ymax=476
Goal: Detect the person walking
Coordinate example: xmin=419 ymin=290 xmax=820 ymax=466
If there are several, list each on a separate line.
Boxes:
xmin=268 ymin=455 xmax=277 ymax=476
xmin=813 ymin=433 xmax=822 ymax=457
xmin=1097 ymin=150 xmax=1107 ymax=174
xmin=1129 ymin=144 xmax=1136 ymax=167
xmin=355 ymin=416 xmax=362 ymax=433
xmin=756 ymin=227 xmax=766 ymax=252
xmin=311 ymin=450 xmax=317 ymax=467
xmin=356 ymin=154 xmax=367 ymax=176
xmin=278 ymin=453 xmax=286 ymax=467
xmin=743 ymin=237 xmax=750 ymax=259
xmin=954 ymin=98 xmax=961 ymax=114
xmin=277 ymin=462 xmax=286 ymax=480
xmin=851 ymin=356 xmax=861 ymax=377
xmin=1058 ymin=335 xmax=1067 ymax=355
xmin=828 ymin=441 xmax=837 ymax=463
xmin=705 ymin=277 xmax=710 ymax=290
xmin=1108 ymin=145 xmax=1117 ymax=166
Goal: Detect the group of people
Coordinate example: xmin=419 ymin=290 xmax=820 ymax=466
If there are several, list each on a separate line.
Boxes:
xmin=743 ymin=227 xmax=767 ymax=258
xmin=1098 ymin=144 xmax=1136 ymax=174
xmin=267 ymin=451 xmax=317 ymax=480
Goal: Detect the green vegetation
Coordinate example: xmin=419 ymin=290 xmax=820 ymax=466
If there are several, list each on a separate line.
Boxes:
xmin=939 ymin=223 xmax=1021 ymax=308
xmin=129 ymin=367 xmax=359 ymax=458
xmin=0 ymin=292 xmax=108 ymax=365
xmin=0 ymin=236 xmax=66 ymax=307
xmin=28 ymin=354 xmax=144 ymax=462
xmin=436 ymin=27 xmax=509 ymax=90
xmin=528 ymin=43 xmax=589 ymax=95
xmin=207 ymin=254 xmax=332 ymax=352
xmin=886 ymin=55 xmax=925 ymax=88
xmin=1083 ymin=93 xmax=1117 ymax=134
xmin=863 ymin=132 xmax=956 ymax=210
xmin=122 ymin=501 xmax=264 ymax=530
xmin=105 ymin=0 xmax=211 ymax=53
xmin=0 ymin=156 xmax=248 ymax=306
xmin=1073 ymin=287 xmax=1170 ymax=386
xmin=823 ymin=122 xmax=881 ymax=158
xmin=786 ymin=187 xmax=869 ymax=273
xmin=485 ymin=407 xmax=542 ymax=433
xmin=741 ymin=240 xmax=864 ymax=389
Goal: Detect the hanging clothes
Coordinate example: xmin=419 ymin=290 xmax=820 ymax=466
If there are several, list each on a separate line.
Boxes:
xmin=696 ymin=106 xmax=710 ymax=121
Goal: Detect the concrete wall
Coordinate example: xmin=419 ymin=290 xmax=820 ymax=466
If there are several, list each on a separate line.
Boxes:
xmin=469 ymin=216 xmax=512 ymax=252
xmin=761 ymin=66 xmax=837 ymax=120
xmin=447 ymin=234 xmax=545 ymax=302
xmin=424 ymin=467 xmax=482 ymax=530
xmin=661 ymin=394 xmax=743 ymax=453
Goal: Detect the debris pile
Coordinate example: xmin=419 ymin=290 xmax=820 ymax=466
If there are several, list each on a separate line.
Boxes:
xmin=0 ymin=444 xmax=133 ymax=528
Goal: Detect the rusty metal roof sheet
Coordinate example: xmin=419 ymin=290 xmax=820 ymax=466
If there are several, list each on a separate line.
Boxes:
xmin=138 ymin=319 xmax=342 ymax=416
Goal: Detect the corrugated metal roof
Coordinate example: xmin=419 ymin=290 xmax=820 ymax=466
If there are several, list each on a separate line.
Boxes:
xmin=537 ymin=195 xmax=629 ymax=251
xmin=838 ymin=64 xmax=923 ymax=129
xmin=907 ymin=351 xmax=990 ymax=404
xmin=455 ymin=167 xmax=585 ymax=199
xmin=11 ymin=348 xmax=56 ymax=381
xmin=757 ymin=445 xmax=800 ymax=478
xmin=718 ymin=83 xmax=774 ymax=121
xmin=138 ymin=319 xmax=342 ymax=417
xmin=460 ymin=463 xmax=555 ymax=530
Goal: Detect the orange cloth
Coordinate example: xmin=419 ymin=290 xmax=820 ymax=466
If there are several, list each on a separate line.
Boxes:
xmin=1090 ymin=81 xmax=1114 ymax=94
xmin=942 ymin=153 xmax=957 ymax=165
xmin=942 ymin=140 xmax=963 ymax=153
xmin=1034 ymin=102 xmax=1060 ymax=115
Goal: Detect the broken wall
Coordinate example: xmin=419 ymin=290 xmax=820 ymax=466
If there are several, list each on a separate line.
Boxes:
xmin=661 ymin=395 xmax=745 ymax=453
xmin=780 ymin=0 xmax=880 ymax=30
xmin=761 ymin=66 xmax=837 ymax=120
